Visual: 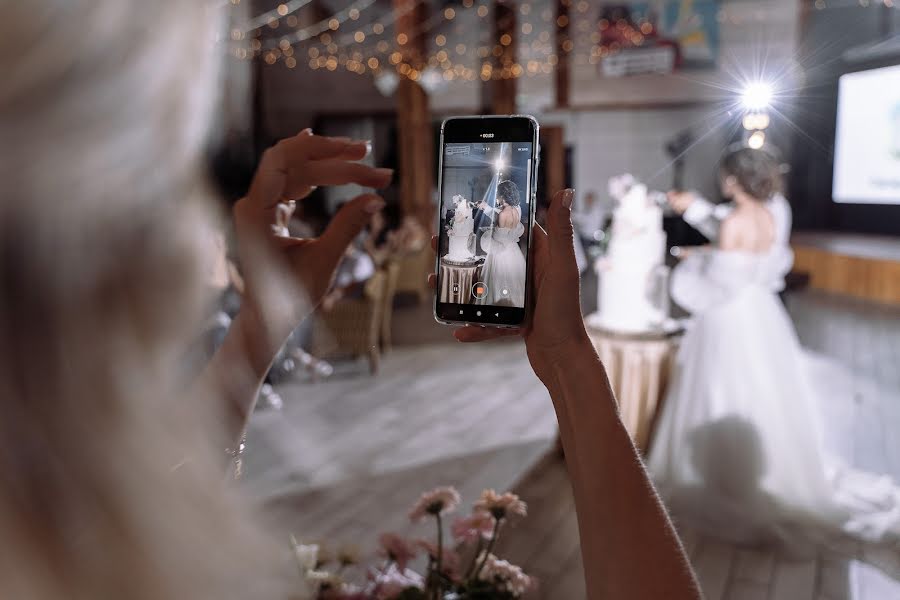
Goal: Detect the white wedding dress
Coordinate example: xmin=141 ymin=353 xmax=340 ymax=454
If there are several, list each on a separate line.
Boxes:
xmin=647 ymin=245 xmax=900 ymax=554
xmin=477 ymin=209 xmax=526 ymax=308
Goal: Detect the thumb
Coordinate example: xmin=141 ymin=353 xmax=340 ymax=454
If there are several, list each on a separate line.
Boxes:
xmin=546 ymin=189 xmax=578 ymax=274
xmin=318 ymin=193 xmax=385 ymax=257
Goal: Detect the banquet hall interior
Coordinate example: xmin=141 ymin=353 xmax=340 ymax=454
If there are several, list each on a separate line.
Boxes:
xmin=59 ymin=0 xmax=900 ymax=598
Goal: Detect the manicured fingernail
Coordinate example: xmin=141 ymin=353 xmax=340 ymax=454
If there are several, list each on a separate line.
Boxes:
xmin=301 ymin=128 xmax=313 ymax=135
xmin=364 ymin=140 xmax=373 ymax=157
xmin=365 ymin=198 xmax=386 ymax=213
xmin=561 ymin=189 xmax=575 ymax=210
xmin=376 ymin=168 xmax=394 ymax=179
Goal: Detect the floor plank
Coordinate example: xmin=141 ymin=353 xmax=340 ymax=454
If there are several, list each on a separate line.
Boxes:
xmin=241 ymin=289 xmax=900 ymax=598
xmin=770 ymin=558 xmax=817 ymax=600
xmin=732 ymin=548 xmax=776 ymax=585
xmin=692 ymin=539 xmax=736 ymax=600
xmin=726 ymin=580 xmax=770 ymax=600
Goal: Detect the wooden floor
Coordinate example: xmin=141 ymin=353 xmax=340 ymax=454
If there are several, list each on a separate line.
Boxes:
xmin=243 ymin=290 xmax=900 ymax=599
xmin=241 ymin=339 xmax=559 ymax=556
xmin=495 ymin=291 xmax=900 ymax=600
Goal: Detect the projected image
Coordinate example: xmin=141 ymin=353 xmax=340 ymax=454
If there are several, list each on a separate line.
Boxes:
xmin=833 ymin=64 xmax=900 ymax=205
xmin=438 ymin=142 xmax=532 ymax=308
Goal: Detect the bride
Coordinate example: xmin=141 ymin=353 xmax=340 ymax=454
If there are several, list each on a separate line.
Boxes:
xmin=648 ymin=148 xmax=900 ymax=553
xmin=477 ymin=180 xmax=527 ymax=307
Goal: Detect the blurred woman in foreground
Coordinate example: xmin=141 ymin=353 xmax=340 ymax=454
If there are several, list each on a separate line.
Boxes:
xmin=0 ymin=1 xmax=698 ymax=598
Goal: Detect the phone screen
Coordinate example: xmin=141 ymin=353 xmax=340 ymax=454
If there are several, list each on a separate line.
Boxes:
xmin=434 ymin=117 xmax=538 ymax=327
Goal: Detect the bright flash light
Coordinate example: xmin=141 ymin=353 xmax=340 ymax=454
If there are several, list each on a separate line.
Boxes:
xmin=748 ymin=130 xmax=766 ymax=150
xmin=494 ymin=157 xmax=505 ymax=171
xmin=741 ymin=82 xmax=773 ymax=111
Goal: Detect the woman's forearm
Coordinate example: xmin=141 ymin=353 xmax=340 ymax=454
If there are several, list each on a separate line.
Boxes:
xmin=541 ymin=341 xmax=700 ymax=600
xmin=199 ymin=301 xmax=288 ymax=450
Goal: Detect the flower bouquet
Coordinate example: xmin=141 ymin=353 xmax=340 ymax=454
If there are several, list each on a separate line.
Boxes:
xmin=292 ymin=486 xmax=534 ymax=600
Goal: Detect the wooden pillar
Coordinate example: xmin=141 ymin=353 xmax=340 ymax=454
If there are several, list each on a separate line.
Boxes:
xmin=554 ymin=0 xmax=570 ymax=108
xmin=393 ymin=0 xmax=434 ymax=232
xmin=488 ymin=1 xmax=517 ymax=115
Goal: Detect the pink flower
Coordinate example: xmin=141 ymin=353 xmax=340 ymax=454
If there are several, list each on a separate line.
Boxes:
xmin=408 ymin=486 xmax=461 ymax=522
xmin=474 ymin=489 xmax=528 ymax=520
xmin=451 ymin=512 xmax=496 ymax=543
xmin=477 ymin=553 xmax=534 ymax=598
xmin=377 ymin=533 xmax=417 ymax=571
xmin=370 ymin=563 xmax=425 ymax=600
xmin=414 ymin=539 xmax=461 ymax=581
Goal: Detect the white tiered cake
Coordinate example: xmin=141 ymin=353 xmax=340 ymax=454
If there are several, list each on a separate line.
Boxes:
xmin=588 ymin=175 xmax=668 ymax=333
xmin=445 ymin=195 xmax=476 ymax=261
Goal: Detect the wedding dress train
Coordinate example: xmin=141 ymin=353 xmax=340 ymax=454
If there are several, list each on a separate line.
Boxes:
xmin=477 ymin=221 xmax=526 ymax=308
xmin=647 ymin=246 xmax=900 ymax=555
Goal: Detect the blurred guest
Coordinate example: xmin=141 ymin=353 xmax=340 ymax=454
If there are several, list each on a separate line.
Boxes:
xmin=648 ymin=148 xmax=900 ymax=552
xmin=388 ymin=214 xmax=429 ymax=255
xmin=362 ymin=209 xmax=394 ymax=267
xmin=287 ymin=200 xmax=317 ymax=239
xmin=322 ymin=239 xmax=376 ymax=311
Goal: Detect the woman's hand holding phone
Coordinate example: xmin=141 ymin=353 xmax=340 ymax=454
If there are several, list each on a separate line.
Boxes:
xmin=430 ymin=188 xmax=595 ymax=385
xmin=430 ymin=188 xmax=701 ymax=599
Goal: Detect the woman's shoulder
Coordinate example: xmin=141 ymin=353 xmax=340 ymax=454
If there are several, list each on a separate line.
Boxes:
xmin=719 ymin=205 xmax=775 ymax=253
xmin=498 ymin=206 xmax=517 ymax=224
xmin=718 ymin=211 xmax=747 ymax=251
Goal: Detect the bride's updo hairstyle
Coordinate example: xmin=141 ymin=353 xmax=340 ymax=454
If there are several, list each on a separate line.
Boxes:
xmin=498 ymin=179 xmax=521 ymax=206
xmin=0 ymin=1 xmax=281 ymax=598
xmin=719 ymin=148 xmax=782 ymax=202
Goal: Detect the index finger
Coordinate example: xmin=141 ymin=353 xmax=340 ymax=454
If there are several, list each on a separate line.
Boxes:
xmin=280 ymin=130 xmax=370 ymax=162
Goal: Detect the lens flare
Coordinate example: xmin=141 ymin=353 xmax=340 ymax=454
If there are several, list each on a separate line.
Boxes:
xmin=742 ymin=82 xmax=773 ymax=111
xmin=748 ymin=130 xmax=766 ymax=149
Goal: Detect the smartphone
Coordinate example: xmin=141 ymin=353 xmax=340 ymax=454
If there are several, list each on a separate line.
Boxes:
xmin=434 ymin=115 xmax=539 ymax=328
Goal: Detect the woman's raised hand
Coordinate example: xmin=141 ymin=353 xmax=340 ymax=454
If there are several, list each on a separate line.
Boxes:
xmin=431 ymin=189 xmax=592 ymax=384
xmin=234 ymin=129 xmax=392 ymax=327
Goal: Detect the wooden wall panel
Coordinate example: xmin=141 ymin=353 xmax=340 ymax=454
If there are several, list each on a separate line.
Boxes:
xmin=792 ymin=245 xmax=900 ymax=305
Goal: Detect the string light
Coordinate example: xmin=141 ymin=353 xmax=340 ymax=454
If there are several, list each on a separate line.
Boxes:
xmin=240 ymin=0 xmax=621 ymax=84
xmin=241 ymin=0 xmax=313 ymax=33
xmin=258 ymin=0 xmax=376 ymax=50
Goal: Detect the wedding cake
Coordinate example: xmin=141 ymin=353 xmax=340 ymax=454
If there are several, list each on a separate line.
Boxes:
xmin=445 ymin=195 xmax=476 ymax=261
xmin=589 ymin=175 xmax=669 ymax=333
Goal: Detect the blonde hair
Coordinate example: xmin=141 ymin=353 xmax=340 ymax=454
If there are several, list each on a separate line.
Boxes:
xmin=0 ymin=1 xmax=284 ymax=598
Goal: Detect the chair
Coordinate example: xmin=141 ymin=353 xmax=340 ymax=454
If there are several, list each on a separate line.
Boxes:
xmin=380 ymin=260 xmax=401 ymax=352
xmin=310 ymin=270 xmax=387 ymax=374
xmin=394 ymin=246 xmax=433 ymax=304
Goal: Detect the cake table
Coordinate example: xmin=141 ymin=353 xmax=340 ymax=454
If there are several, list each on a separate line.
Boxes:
xmin=439 ymin=257 xmax=482 ymax=304
xmin=586 ymin=324 xmax=682 ymax=453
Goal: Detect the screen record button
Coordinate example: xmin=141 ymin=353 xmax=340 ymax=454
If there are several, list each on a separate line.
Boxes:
xmin=472 ymin=282 xmax=489 ymax=300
